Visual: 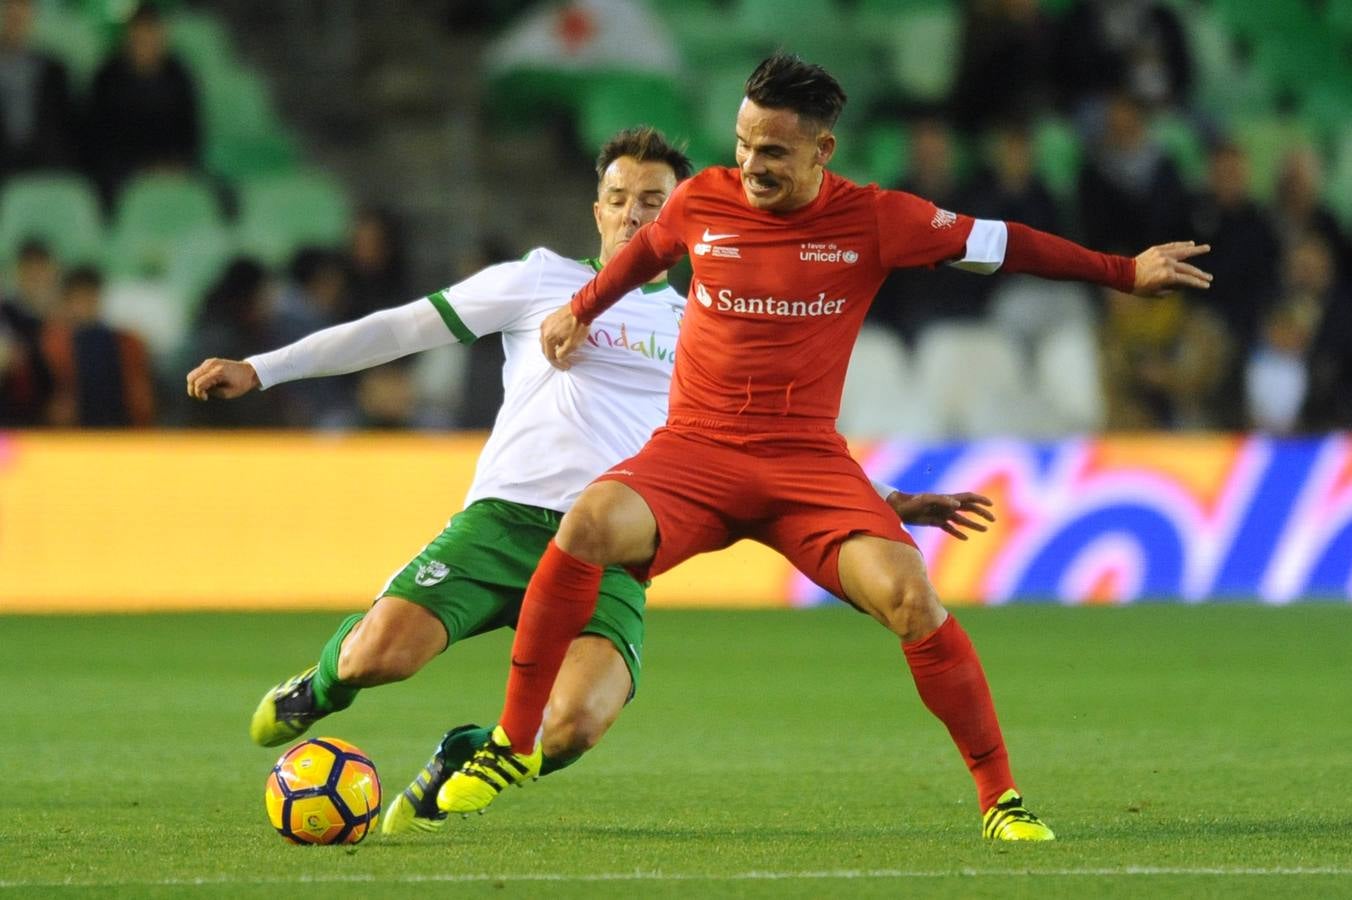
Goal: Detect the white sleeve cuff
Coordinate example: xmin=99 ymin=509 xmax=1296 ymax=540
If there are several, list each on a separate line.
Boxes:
xmin=871 ymin=479 xmax=898 ymax=501
xmin=948 ymin=218 xmax=1007 ymax=274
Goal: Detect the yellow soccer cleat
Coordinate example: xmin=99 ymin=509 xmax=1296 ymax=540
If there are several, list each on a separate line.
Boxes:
xmin=436 ymin=725 xmax=541 ymax=816
xmin=381 ymin=724 xmax=486 ymax=836
xmin=982 ymin=789 xmax=1056 ymax=841
xmin=249 ymin=665 xmax=325 ymax=747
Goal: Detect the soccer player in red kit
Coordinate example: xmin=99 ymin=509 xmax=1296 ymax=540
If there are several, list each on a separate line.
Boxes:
xmin=439 ymin=54 xmax=1212 ymax=840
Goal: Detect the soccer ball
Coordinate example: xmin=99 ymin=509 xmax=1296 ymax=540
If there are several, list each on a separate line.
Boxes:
xmin=264 ymin=737 xmax=381 ymax=845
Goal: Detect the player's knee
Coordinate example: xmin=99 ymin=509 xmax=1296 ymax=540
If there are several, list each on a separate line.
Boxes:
xmin=541 ymin=698 xmax=611 ymax=758
xmin=555 ymin=500 xmax=622 ymax=564
xmin=336 ymin=636 xmax=422 ymax=685
xmin=874 ymin=572 xmax=945 ymax=642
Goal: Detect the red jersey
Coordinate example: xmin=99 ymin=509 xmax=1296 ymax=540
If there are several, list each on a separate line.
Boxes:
xmin=573 ymin=166 xmax=1134 ymax=431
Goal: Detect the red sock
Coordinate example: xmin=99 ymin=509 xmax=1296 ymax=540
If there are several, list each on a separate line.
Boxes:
xmin=499 ymin=540 xmax=602 ymax=753
xmin=902 ymin=615 xmax=1014 ymax=810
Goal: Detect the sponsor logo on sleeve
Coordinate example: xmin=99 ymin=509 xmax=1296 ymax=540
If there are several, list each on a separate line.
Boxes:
xmin=930 ymin=208 xmax=958 ymax=229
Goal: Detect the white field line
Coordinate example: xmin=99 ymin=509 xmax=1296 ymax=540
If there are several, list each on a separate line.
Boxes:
xmin=3 ymin=867 xmax=1351 ymax=889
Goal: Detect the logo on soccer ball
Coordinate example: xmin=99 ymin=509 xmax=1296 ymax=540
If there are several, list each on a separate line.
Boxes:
xmin=415 ymin=561 xmax=450 ymax=586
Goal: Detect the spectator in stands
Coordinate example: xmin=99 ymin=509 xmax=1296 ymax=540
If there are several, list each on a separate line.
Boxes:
xmin=346 ymin=208 xmax=411 ymax=320
xmin=353 ymin=360 xmax=419 ymax=429
xmin=869 ymin=118 xmax=985 ymax=342
xmin=181 ymin=258 xmax=284 ymax=427
xmin=83 ymin=2 xmax=200 ymax=204
xmin=40 ymin=265 xmax=155 ymax=427
xmin=961 ymin=121 xmax=1060 ymax=233
xmin=1099 ymin=286 xmax=1232 ymax=430
xmin=0 ymin=239 xmax=57 ymax=424
xmin=1185 ymin=140 xmax=1280 ymax=347
xmin=274 ymin=247 xmax=350 ymax=344
xmin=270 ymin=246 xmax=358 ymax=427
xmin=1271 ymin=146 xmax=1349 ymax=283
xmin=1076 ymin=91 xmax=1187 ymax=254
xmin=0 ymin=0 xmax=76 ymax=178
xmin=1054 ymin=0 xmax=1192 ymax=122
xmin=950 ymin=0 xmax=1055 ymax=133
xmin=1253 ymin=231 xmax=1351 ymax=432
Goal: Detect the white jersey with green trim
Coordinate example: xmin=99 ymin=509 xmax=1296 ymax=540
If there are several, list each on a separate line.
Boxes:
xmin=438 ymin=247 xmax=684 ymax=513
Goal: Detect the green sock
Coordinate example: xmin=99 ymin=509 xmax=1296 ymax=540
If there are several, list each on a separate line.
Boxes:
xmin=437 ymin=723 xmax=580 ymax=778
xmin=310 ymin=613 xmax=363 ymax=713
xmin=540 ymin=753 xmax=580 ymax=777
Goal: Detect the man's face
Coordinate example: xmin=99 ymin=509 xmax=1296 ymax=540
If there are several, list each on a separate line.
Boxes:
xmin=593 ymin=156 xmax=677 ymax=264
xmin=734 ymin=98 xmax=834 ymax=212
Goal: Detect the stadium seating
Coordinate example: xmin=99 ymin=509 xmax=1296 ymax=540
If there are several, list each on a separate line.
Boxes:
xmin=1035 ymin=322 xmax=1105 ymax=434
xmin=0 ymin=173 xmax=104 ymax=266
xmin=576 ymin=76 xmax=695 ymax=161
xmin=167 ymin=8 xmax=238 ymax=85
xmin=912 ymin=322 xmax=1049 ymax=438
xmin=30 ymin=3 xmax=106 ymax=87
xmin=235 ymin=171 xmax=352 ymax=266
xmin=107 ymin=173 xmax=226 ymax=279
xmin=838 ymin=323 xmax=938 ymax=439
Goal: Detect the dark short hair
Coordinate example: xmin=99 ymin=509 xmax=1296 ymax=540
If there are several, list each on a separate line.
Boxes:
xmin=16 ymin=237 xmax=52 ymax=262
xmin=595 ymin=126 xmax=693 ymax=183
xmin=64 ymin=265 xmax=103 ymax=293
xmin=744 ymin=53 xmax=847 ymax=131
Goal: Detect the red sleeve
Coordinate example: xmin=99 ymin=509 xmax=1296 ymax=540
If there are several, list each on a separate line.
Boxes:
xmin=571 ymin=182 xmax=690 ymax=324
xmin=1001 ymin=221 xmax=1136 ymax=293
xmin=874 ymin=189 xmax=974 ymax=269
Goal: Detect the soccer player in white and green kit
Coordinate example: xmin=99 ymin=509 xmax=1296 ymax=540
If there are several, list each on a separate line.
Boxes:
xmin=186 ymin=127 xmax=996 ymax=836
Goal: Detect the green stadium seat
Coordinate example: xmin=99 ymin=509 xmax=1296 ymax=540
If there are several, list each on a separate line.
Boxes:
xmin=201 ymin=68 xmax=285 ymax=145
xmin=107 ymin=173 xmax=226 ymax=279
xmin=1152 ymin=114 xmax=1206 ymax=188
xmin=691 ymin=65 xmax=754 ymax=166
xmin=1328 ymin=0 xmax=1352 ymax=36
xmin=877 ymin=4 xmax=960 ymax=103
xmin=235 ymin=171 xmax=352 ymax=266
xmin=1324 ymin=126 xmax=1352 ymax=229
xmin=168 ymin=9 xmax=238 ymax=84
xmin=576 ymin=76 xmax=695 ymax=156
xmin=30 ymin=4 xmax=108 ymax=87
xmin=1233 ymin=116 xmax=1315 ymax=202
xmin=841 ymin=120 xmax=909 ymax=187
xmin=0 ymin=173 xmax=104 ymax=266
xmin=1032 ymin=117 xmax=1081 ymax=199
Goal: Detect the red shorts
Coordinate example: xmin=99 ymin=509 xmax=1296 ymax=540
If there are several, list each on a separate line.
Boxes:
xmin=593 ymin=423 xmax=915 ymax=598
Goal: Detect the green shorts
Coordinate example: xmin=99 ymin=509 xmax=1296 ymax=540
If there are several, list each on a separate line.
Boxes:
xmin=381 ymin=498 xmax=647 ymax=695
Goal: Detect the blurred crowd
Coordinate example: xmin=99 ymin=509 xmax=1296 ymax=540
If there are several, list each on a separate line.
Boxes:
xmin=1 ymin=0 xmax=1349 ymax=435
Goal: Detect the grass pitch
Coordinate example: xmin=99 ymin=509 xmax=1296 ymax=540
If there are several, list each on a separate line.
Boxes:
xmin=2 ymin=605 xmax=1350 ymax=898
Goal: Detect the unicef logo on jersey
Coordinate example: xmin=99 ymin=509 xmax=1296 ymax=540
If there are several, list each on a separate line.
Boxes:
xmin=799 ymin=242 xmax=858 ymax=264
xmin=415 ymin=561 xmax=450 ymax=587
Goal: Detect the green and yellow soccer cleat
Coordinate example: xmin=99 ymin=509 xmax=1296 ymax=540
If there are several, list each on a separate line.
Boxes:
xmin=249 ymin=665 xmax=326 ymax=747
xmin=982 ymin=789 xmax=1055 ymax=841
xmin=436 ymin=725 xmax=541 ymax=816
xmin=381 ymin=724 xmax=487 ymax=836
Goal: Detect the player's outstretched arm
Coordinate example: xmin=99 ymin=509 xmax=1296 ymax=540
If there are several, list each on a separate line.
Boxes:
xmin=186 ymin=299 xmax=458 ymax=400
xmin=886 ymin=491 xmax=995 ymax=541
xmin=186 ymin=358 xmax=259 ymax=400
xmin=1132 ymin=241 xmax=1213 ymax=296
xmin=540 ymin=304 xmax=592 ymax=370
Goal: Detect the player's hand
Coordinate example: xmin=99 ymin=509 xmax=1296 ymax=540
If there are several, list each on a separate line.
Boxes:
xmin=540 ymin=303 xmax=590 ymax=370
xmin=886 ymin=491 xmax=995 ymax=540
xmin=185 ymin=358 xmax=260 ymax=400
xmin=1133 ymin=241 xmax=1212 ymax=296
